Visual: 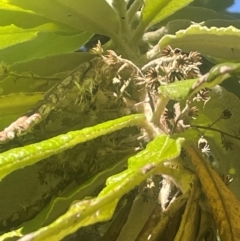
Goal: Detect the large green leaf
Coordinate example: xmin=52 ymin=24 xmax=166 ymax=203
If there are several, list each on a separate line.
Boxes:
xmin=0 ymin=30 xmax=92 ymax=64
xmin=159 ymin=24 xmax=240 ymax=62
xmin=18 ymin=156 xmax=129 ymax=235
xmin=159 ymin=6 xmax=236 ymax=26
xmin=190 ymin=86 xmax=240 ymax=172
xmin=141 ymin=0 xmax=194 ymax=28
xmin=9 ymin=135 xmax=182 ymax=241
xmin=0 ymin=114 xmax=145 ymax=180
xmin=8 ymin=0 xmax=120 ymax=37
xmin=9 ymin=52 xmax=94 ymax=78
xmin=0 ymin=2 xmax=73 ymax=29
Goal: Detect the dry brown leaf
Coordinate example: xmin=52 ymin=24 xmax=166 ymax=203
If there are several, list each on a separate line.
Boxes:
xmin=186 ymin=145 xmax=240 ymax=241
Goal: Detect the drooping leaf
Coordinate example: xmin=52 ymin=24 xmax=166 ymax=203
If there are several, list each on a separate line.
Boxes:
xmin=0 ymin=114 xmax=145 ymax=180
xmin=13 ymin=135 xmax=182 ymax=241
xmin=159 ymin=24 xmax=240 ymax=62
xmin=186 ymin=145 xmax=240 ymax=241
xmin=8 ymin=0 xmax=120 ymax=37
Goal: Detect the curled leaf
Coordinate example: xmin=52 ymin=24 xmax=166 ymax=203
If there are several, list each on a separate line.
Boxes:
xmin=186 ymin=145 xmax=240 ymax=241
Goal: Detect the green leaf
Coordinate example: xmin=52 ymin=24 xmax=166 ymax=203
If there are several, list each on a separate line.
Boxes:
xmin=0 ymin=30 xmax=93 ymax=64
xmin=159 ymin=6 xmax=236 ymax=26
xmin=141 ymin=0 xmax=194 ymax=28
xmin=159 ymin=24 xmax=240 ymax=62
xmin=0 ymin=114 xmax=145 ymax=180
xmin=0 ymin=68 xmax=59 ymax=96
xmin=8 ymin=0 xmax=120 ymax=37
xmin=179 ymin=85 xmax=240 ymax=200
xmin=204 ymin=19 xmax=240 ymax=29
xmin=189 ymin=62 xmax=240 ymax=96
xmin=0 ymin=2 xmax=81 ymax=31
xmin=18 ymin=156 xmax=129 ymax=235
xmin=159 ymin=62 xmax=240 ymax=101
xmin=159 ymin=79 xmax=197 ymax=101
xmin=0 ymin=92 xmax=44 ymax=116
xmin=9 ymin=52 xmax=94 ymax=78
xmin=14 ymin=135 xmax=182 ymax=241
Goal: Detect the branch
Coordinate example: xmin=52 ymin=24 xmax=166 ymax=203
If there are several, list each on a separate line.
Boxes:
xmin=191 ymin=125 xmax=240 ymax=141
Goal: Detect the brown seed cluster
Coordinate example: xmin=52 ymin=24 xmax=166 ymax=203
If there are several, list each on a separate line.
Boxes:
xmin=144 ymin=45 xmax=202 ymax=92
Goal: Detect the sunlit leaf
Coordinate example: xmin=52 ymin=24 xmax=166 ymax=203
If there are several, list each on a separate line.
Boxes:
xmin=0 ymin=114 xmax=145 ymax=180
xmin=8 ymin=0 xmax=120 ymax=37
xmin=0 ymin=2 xmax=77 ymax=30
xmin=14 ymin=135 xmax=182 ymax=241
xmin=141 ymin=0 xmax=193 ymax=28
xmin=159 ymin=62 xmax=240 ymax=100
xmin=159 ymin=25 xmax=240 ymax=62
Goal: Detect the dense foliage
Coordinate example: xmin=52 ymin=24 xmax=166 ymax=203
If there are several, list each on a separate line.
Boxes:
xmin=0 ymin=0 xmax=239 ymax=240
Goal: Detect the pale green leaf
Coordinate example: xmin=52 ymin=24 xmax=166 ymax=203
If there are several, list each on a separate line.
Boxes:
xmin=8 ymin=0 xmax=120 ymax=37
xmin=0 ymin=23 xmax=83 ymax=50
xmin=159 ymin=24 xmax=240 ymax=62
xmin=142 ymin=0 xmax=194 ymax=28
xmin=0 ymin=2 xmax=71 ymax=29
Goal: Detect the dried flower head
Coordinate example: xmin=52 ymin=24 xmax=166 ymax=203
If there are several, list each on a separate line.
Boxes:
xmin=164 ymin=108 xmax=175 ymax=120
xmin=145 ymin=67 xmax=161 ymax=91
xmin=161 ymin=45 xmax=173 ymax=57
xmin=185 ymin=65 xmax=201 ymax=78
xmin=194 ymin=88 xmax=210 ymax=102
xmin=188 ymin=106 xmax=198 ymax=119
xmin=188 ymin=51 xmax=202 ymax=65
xmin=221 ymin=134 xmax=233 ymax=151
xmin=103 ymin=50 xmax=121 ymax=65
xmin=175 ymin=54 xmax=190 ymax=68
xmin=90 ymin=40 xmax=103 ymax=55
xmin=167 ymin=68 xmax=185 ymax=82
xmin=173 ymin=48 xmax=182 ymax=55
xmin=145 ymin=67 xmax=158 ymax=81
xmin=221 ymin=174 xmax=233 ymax=186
